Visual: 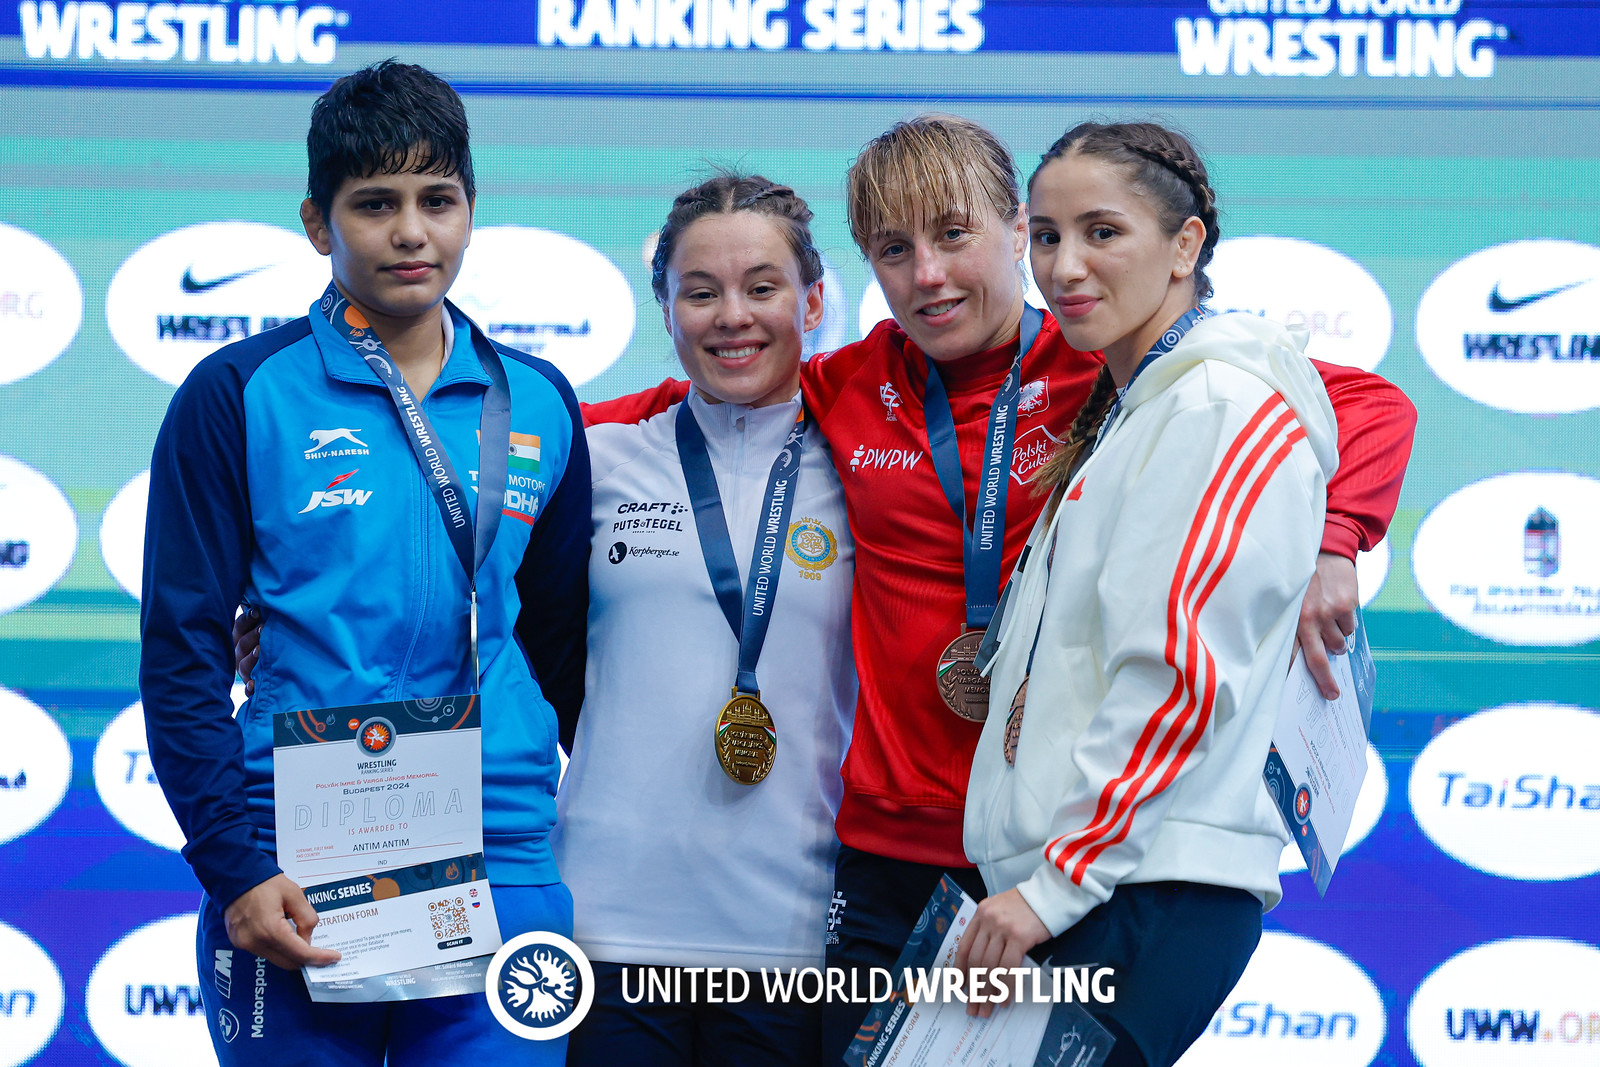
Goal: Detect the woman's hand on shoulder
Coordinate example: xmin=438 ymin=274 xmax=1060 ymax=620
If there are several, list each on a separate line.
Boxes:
xmin=951 ymin=887 xmax=1051 ymax=1018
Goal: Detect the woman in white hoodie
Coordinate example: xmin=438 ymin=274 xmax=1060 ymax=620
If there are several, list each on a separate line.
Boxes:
xmin=956 ymin=123 xmax=1340 ymax=1067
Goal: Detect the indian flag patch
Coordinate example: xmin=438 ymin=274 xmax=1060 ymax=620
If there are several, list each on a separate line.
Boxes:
xmin=508 ymin=432 xmax=540 ymax=472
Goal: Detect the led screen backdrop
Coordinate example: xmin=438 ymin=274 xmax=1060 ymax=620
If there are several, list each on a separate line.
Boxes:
xmin=1 ymin=2 xmax=1598 ymax=1065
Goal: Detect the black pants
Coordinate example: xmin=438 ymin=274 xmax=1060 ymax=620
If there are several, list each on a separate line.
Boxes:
xmin=823 ymin=845 xmax=1262 ymax=1067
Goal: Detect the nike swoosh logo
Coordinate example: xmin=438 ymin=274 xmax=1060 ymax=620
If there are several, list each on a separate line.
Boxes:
xmin=181 ymin=265 xmax=268 ymax=293
xmin=1488 ymin=279 xmax=1589 ymax=313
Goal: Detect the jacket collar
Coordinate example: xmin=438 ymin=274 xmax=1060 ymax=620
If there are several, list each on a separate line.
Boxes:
xmin=309 ymin=295 xmax=494 ymax=391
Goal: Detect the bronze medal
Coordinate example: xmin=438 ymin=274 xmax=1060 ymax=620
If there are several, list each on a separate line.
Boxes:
xmin=714 ymin=691 xmax=777 ymax=785
xmin=1003 ymin=678 xmax=1028 ymax=766
xmin=936 ymin=630 xmax=990 ymax=722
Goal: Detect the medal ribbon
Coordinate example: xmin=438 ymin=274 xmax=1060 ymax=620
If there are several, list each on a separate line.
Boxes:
xmin=1093 ymin=306 xmax=1208 ymax=453
xmin=923 ymin=303 xmax=1045 ymax=631
xmin=676 ymin=400 xmax=808 ymax=697
xmin=318 ymin=282 xmax=511 ymax=687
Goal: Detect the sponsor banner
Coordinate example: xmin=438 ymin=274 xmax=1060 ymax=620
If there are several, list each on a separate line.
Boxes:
xmin=857 ymin=269 xmax=1045 ymax=341
xmin=0 ymin=453 xmax=78 ymax=616
xmin=1280 ymin=741 xmax=1387 ymax=875
xmin=449 ymin=226 xmax=634 ymax=389
xmin=1176 ymin=930 xmax=1385 ymax=1066
xmin=94 ymin=702 xmax=186 ymax=852
xmin=1416 ymin=240 xmax=1600 ymax=415
xmin=1356 ymin=536 xmax=1389 ymax=609
xmin=101 ymin=469 xmax=149 ymax=601
xmin=1411 ymin=471 xmax=1600 ymax=646
xmin=106 ymin=221 xmax=328 ymax=386
xmin=7 ymin=2 xmax=1596 ymax=65
xmin=84 ymin=914 xmax=215 ymax=1067
xmin=0 ymin=921 xmax=66 ymax=1067
xmin=1409 ymin=702 xmax=1600 ymax=882
xmin=0 ymin=686 xmax=72 ymax=847
xmin=1408 ymin=937 xmax=1600 ymax=1065
xmin=0 ymin=221 xmax=82 ymax=386
xmin=1208 ymin=237 xmax=1393 ymax=372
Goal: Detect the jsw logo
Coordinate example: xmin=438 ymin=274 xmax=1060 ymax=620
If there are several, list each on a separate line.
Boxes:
xmin=124 ymin=983 xmax=205 ymax=1016
xmin=1446 ymin=1008 xmax=1540 ymax=1042
xmin=849 ymin=445 xmax=924 ymax=473
xmin=300 ymin=470 xmax=372 ymax=513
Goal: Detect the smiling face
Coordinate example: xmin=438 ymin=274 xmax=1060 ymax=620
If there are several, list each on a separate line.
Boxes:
xmin=663 ymin=212 xmax=825 ymax=408
xmin=300 ymin=160 xmax=473 ymax=328
xmin=864 ymin=204 xmax=1028 ymax=363
xmin=1027 ymin=152 xmax=1204 ymax=382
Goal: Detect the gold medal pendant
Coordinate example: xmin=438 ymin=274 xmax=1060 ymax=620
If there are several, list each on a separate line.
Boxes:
xmin=1003 ymin=678 xmax=1028 ymax=766
xmin=715 ymin=690 xmax=777 ymax=785
xmin=936 ymin=630 xmax=990 ymax=722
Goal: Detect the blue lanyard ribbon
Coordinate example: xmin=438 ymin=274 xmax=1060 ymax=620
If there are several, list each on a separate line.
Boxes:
xmin=1095 ymin=307 xmax=1208 ymax=450
xmin=318 ymin=282 xmax=511 ymax=684
xmin=675 ymin=399 xmax=808 ymax=697
xmin=923 ymin=303 xmax=1045 ymax=631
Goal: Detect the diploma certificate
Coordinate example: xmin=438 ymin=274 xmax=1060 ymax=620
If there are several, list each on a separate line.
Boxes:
xmin=273 ymin=695 xmax=503 ymax=1001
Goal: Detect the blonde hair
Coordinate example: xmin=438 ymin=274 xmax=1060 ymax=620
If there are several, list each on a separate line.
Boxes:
xmin=846 ymin=113 xmax=1020 ymax=250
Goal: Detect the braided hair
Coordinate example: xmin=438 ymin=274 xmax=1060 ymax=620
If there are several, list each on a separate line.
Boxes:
xmin=650 ymin=171 xmax=824 ymax=304
xmin=1029 ymin=122 xmax=1221 ymax=498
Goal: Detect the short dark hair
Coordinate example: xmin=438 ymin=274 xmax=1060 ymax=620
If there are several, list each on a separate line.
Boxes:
xmin=306 ymin=59 xmax=475 ymax=216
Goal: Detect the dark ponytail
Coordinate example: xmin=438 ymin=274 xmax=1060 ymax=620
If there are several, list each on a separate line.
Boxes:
xmin=650 ymin=171 xmax=824 ymax=303
xmin=1030 ymin=122 xmax=1220 ymax=497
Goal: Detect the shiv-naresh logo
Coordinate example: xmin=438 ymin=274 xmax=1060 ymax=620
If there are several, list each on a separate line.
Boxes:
xmin=486 ymin=932 xmax=594 ymax=1040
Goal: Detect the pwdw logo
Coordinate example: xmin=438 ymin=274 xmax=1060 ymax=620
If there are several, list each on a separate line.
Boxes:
xmin=485 ymin=932 xmax=594 ymax=1041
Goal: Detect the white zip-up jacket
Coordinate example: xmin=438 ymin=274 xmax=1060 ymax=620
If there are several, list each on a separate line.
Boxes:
xmin=964 ymin=313 xmax=1339 ymax=937
xmin=553 ymin=391 xmax=856 ymax=969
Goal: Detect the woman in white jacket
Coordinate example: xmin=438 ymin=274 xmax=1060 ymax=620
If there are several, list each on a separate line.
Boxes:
xmin=956 ymin=123 xmax=1340 ymax=1067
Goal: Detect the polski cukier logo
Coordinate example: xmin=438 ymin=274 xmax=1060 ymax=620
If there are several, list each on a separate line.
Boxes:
xmin=485 ymin=932 xmax=594 ymax=1040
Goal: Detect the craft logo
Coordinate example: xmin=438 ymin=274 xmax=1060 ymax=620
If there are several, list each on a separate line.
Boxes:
xmin=849 ymin=444 xmax=923 ymax=473
xmin=0 ymin=454 xmax=78 ymax=617
xmin=1524 ymin=507 xmax=1559 ymax=577
xmin=486 ymin=932 xmax=595 ymax=1040
xmin=0 ymin=922 xmax=65 ymax=1067
xmin=611 ymin=500 xmax=686 ymax=534
xmin=86 ymin=915 xmax=216 ymax=1067
xmin=1408 ymin=703 xmax=1600 ymax=881
xmin=100 ymin=470 xmax=149 ymax=601
xmin=0 ymin=222 xmax=82 ymax=386
xmin=93 ymin=701 xmax=186 ymax=852
xmin=1407 ymin=938 xmax=1600 ymax=1065
xmin=1416 ymin=240 xmax=1600 ymax=414
xmin=1280 ymin=742 xmax=1386 ymax=875
xmin=1180 ymin=931 xmax=1384 ymax=1066
xmin=0 ymin=688 xmax=72 ymax=848
xmin=1207 ymin=236 xmax=1393 ymax=371
xmin=106 ymin=222 xmax=327 ymax=385
xmin=303 ymin=428 xmax=369 ymax=460
xmin=785 ymin=517 xmax=838 ymax=579
xmin=299 ymin=470 xmax=372 ymax=513
xmin=1411 ymin=471 xmax=1600 ymax=646
xmin=1010 ymin=423 xmax=1061 ymax=485
xmin=1175 ymin=0 xmax=1503 ymax=79
xmin=879 ymin=381 xmax=902 ymax=420
xmin=451 ymin=227 xmax=634 ymax=388
xmin=536 ymin=0 xmax=984 ymax=52
xmin=356 ymin=717 xmax=395 ymax=756
xmin=1017 ymin=377 xmax=1049 ymax=417
xmin=18 ymin=2 xmax=346 ymax=63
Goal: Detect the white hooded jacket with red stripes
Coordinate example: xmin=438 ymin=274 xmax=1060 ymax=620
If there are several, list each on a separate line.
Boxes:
xmin=963 ymin=311 xmax=1340 ymax=937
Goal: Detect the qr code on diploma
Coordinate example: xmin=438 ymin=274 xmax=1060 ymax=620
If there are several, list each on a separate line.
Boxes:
xmin=429 ymin=897 xmax=469 ymax=940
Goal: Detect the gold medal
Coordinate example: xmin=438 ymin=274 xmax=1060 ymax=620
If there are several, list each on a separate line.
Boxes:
xmin=936 ymin=630 xmax=990 ymax=722
xmin=714 ymin=690 xmax=777 ymax=785
xmin=1003 ymin=678 xmax=1028 ymax=766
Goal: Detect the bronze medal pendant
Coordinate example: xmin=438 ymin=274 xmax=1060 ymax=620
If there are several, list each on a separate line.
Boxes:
xmin=715 ymin=691 xmax=777 ymax=785
xmin=1003 ymin=678 xmax=1028 ymax=765
xmin=936 ymin=630 xmax=990 ymax=722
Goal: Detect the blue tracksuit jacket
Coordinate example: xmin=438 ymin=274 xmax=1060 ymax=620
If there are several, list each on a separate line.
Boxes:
xmin=138 ymin=299 xmax=591 ymax=909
